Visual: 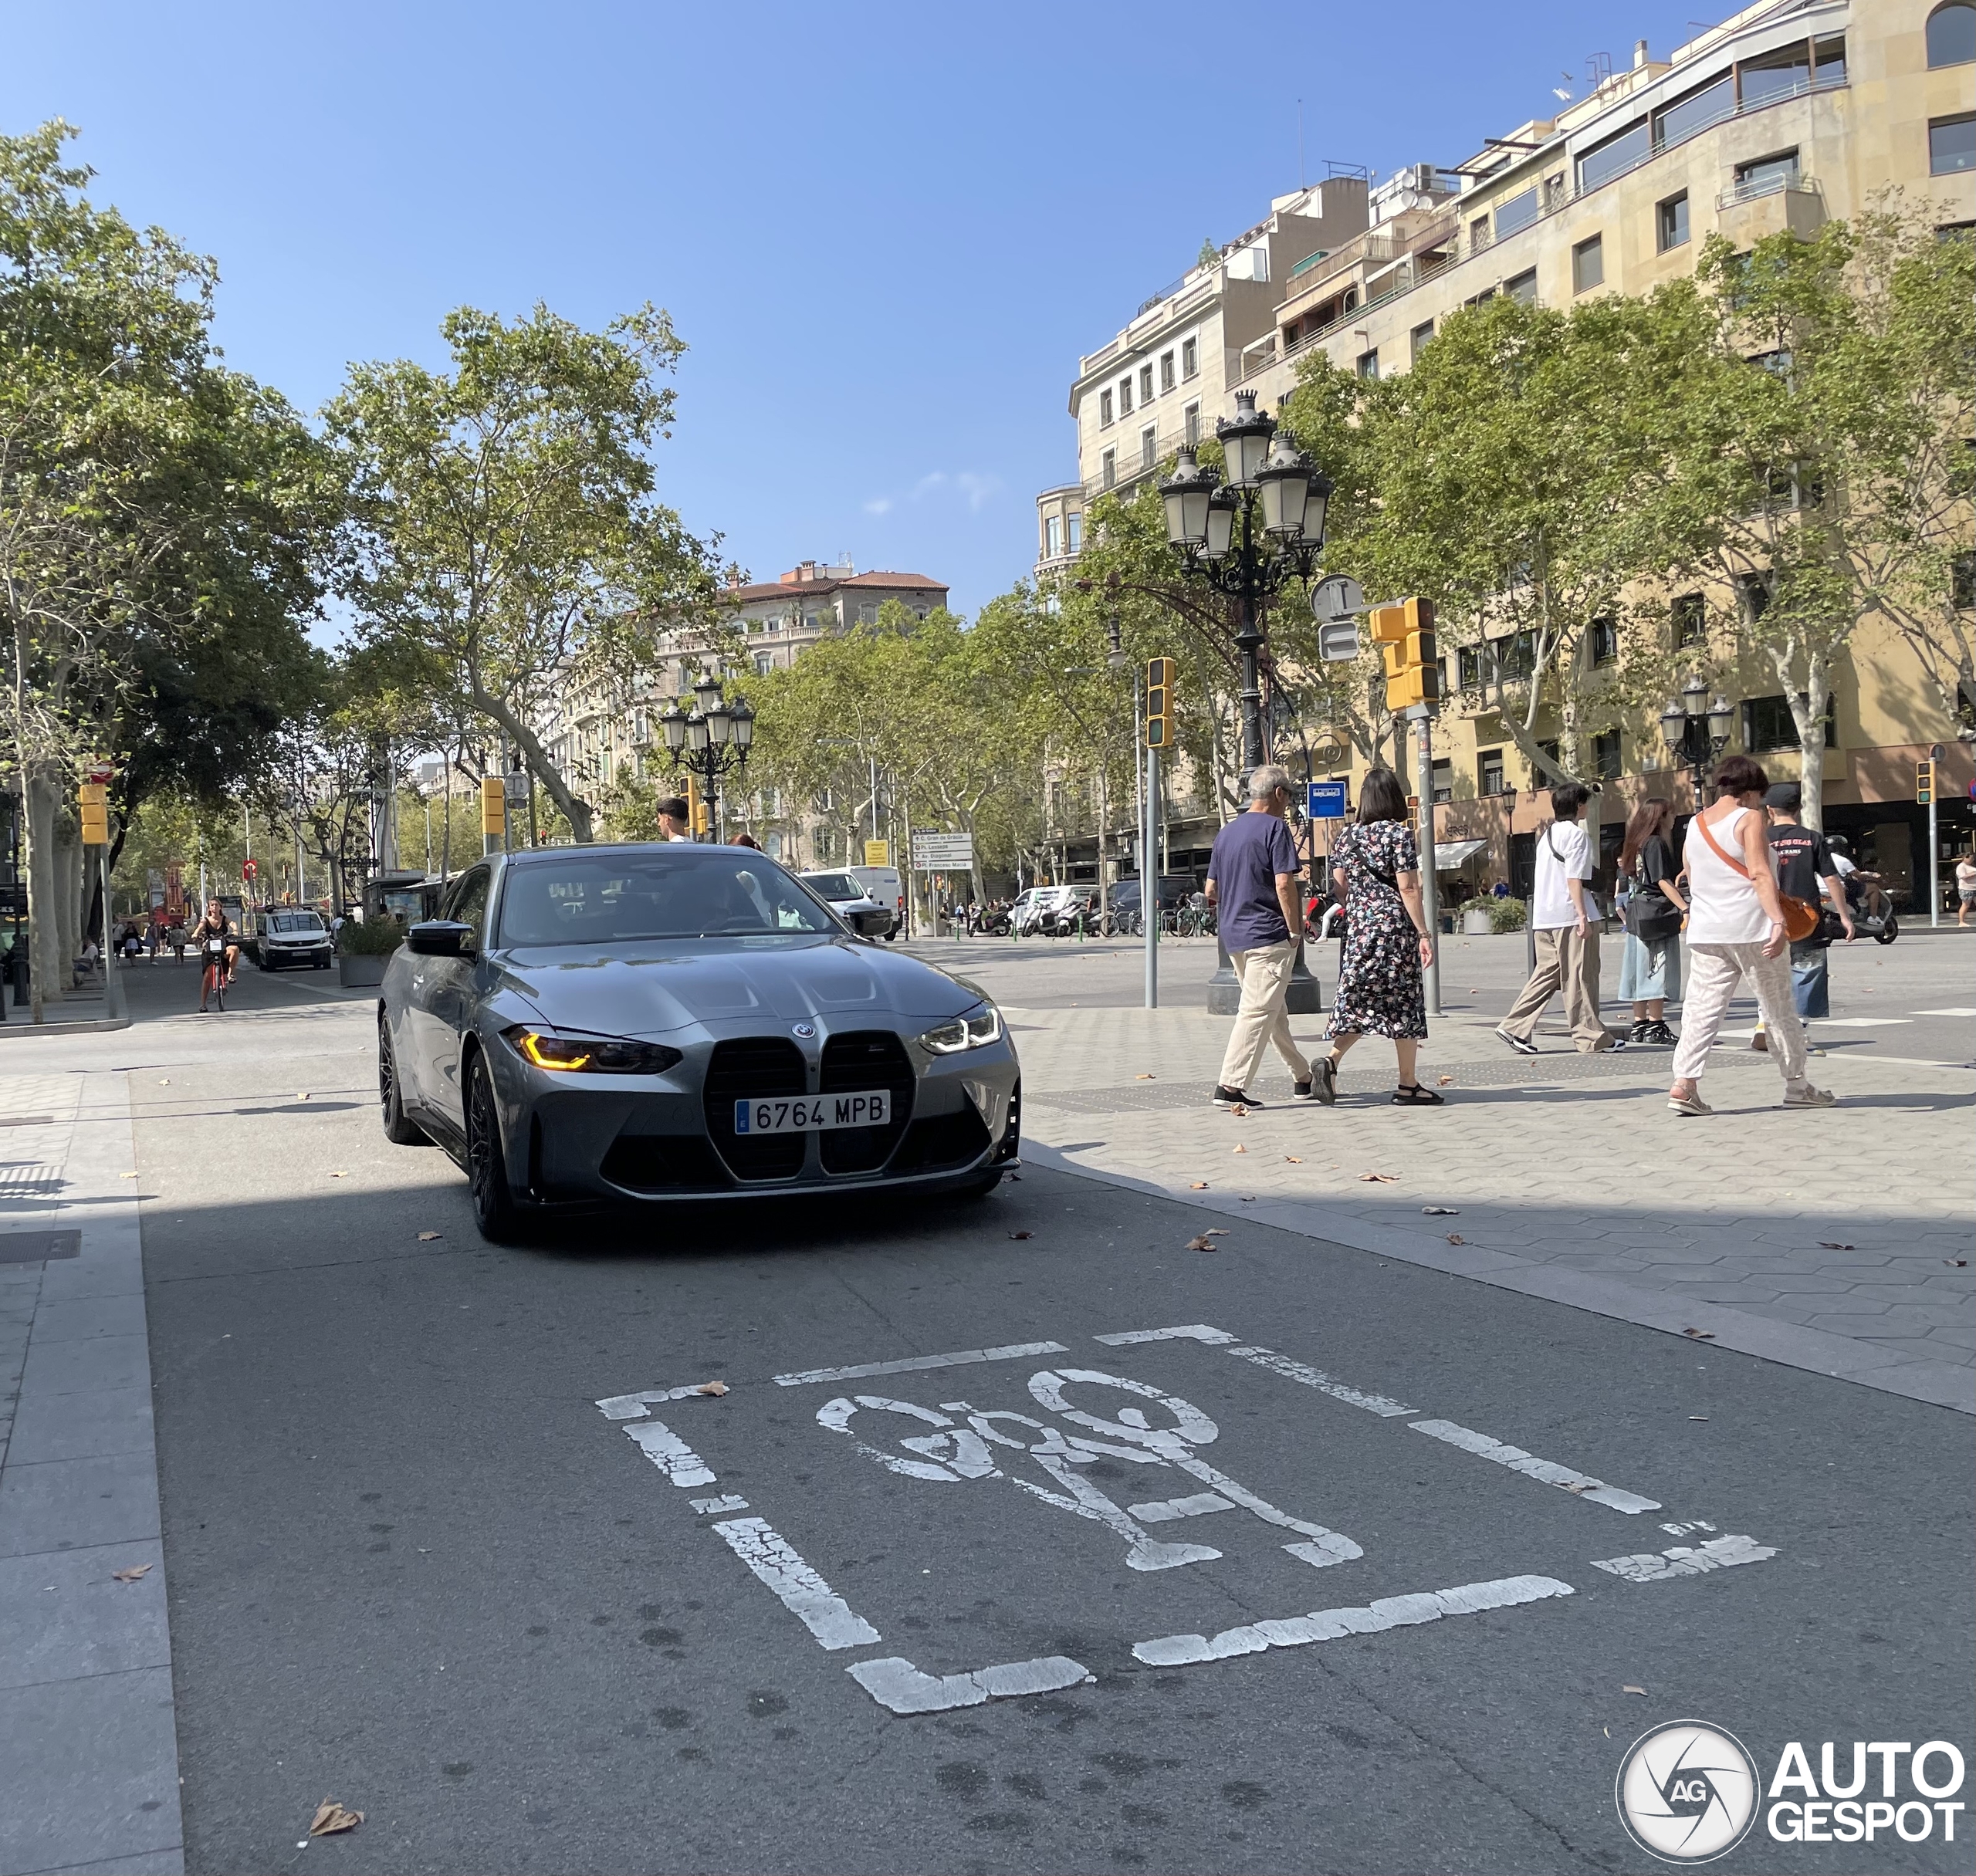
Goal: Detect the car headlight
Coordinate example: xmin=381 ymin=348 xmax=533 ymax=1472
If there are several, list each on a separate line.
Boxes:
xmin=915 ymin=1006 xmax=1002 ymax=1055
xmin=502 ymin=1027 xmax=683 ymax=1074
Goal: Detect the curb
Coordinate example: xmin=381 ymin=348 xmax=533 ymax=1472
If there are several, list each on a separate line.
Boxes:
xmin=0 ymin=1016 xmax=132 ymax=1037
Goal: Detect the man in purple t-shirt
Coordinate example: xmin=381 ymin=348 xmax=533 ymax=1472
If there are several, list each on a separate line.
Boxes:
xmin=1204 ymin=764 xmax=1317 ymax=1108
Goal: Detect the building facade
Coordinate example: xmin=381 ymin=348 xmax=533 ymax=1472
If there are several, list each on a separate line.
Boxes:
xmin=1044 ymin=0 xmax=1976 ymax=906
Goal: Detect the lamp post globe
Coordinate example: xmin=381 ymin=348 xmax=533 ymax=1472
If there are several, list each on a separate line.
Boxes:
xmin=660 ymin=703 xmax=689 ymax=755
xmin=685 ymin=710 xmax=711 ymax=755
xmin=1214 ymin=388 xmax=1276 ymax=488
xmin=729 ymin=696 xmax=756 ymax=750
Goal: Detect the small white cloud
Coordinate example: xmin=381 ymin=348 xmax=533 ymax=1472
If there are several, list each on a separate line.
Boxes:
xmin=955 ymin=472 xmax=1002 ymax=512
xmin=861 ymin=469 xmax=1003 ymax=522
xmin=862 ymin=497 xmax=894 ymax=515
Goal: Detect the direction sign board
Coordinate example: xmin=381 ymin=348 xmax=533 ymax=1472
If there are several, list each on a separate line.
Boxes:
xmin=1318 ymin=621 xmax=1361 ymax=664
xmin=241 ymin=858 xmax=258 ymax=881
xmin=912 ymin=833 xmax=975 ymax=870
xmin=1306 ymin=780 xmax=1348 ymax=820
xmin=503 ymin=771 xmax=531 ymax=803
xmin=863 ymin=840 xmax=891 ymax=867
xmin=1311 ymin=574 xmax=1365 ymax=625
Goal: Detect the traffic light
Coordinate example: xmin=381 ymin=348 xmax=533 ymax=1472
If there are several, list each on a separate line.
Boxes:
xmin=78 ymin=781 xmax=108 ymax=847
xmin=1379 ymin=597 xmax=1440 ymax=712
xmin=481 ymin=775 xmax=506 ymax=837
xmin=1917 ymin=759 xmax=1934 ymax=805
xmin=1145 ymin=657 xmax=1176 ymax=749
xmin=687 ymin=775 xmax=711 ymax=836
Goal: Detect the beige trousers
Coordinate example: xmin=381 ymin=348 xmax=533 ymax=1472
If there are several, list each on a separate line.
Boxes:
xmin=1501 ymin=925 xmax=1612 ymax=1051
xmin=1671 ymin=942 xmax=1808 ymax=1087
xmin=1216 ymin=940 xmax=1312 ymax=1093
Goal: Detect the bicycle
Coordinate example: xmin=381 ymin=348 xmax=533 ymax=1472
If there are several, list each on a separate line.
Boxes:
xmin=200 ymin=935 xmax=231 ymax=1012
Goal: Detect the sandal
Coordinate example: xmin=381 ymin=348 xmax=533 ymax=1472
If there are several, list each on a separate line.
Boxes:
xmin=1392 ymin=1083 xmax=1444 ymax=1106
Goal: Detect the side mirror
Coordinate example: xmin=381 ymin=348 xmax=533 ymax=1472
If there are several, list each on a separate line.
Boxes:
xmin=406 ymin=920 xmax=473 ymax=958
xmin=848 ymin=906 xmax=892 ymax=938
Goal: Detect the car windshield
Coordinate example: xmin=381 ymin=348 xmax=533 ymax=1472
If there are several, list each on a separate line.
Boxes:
xmin=269 ymin=913 xmax=323 ymax=934
xmin=802 ymin=873 xmax=861 ymax=898
xmin=498 ymin=853 xmax=839 ymax=945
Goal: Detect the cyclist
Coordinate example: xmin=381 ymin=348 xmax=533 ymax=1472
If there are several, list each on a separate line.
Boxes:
xmin=189 ymin=897 xmax=239 ymax=1012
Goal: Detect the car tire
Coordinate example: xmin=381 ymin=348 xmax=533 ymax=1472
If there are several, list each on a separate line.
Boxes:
xmin=465 ymin=1051 xmax=523 ymax=1243
xmin=378 ymin=1023 xmax=429 ymax=1145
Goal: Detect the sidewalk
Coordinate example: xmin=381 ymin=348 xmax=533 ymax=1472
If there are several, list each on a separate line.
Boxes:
xmin=0 ymin=1067 xmax=183 ymax=1876
xmin=1010 ymin=1002 xmax=1975 ymax=1414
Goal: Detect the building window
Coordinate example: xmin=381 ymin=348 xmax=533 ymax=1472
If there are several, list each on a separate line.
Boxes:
xmin=1736 ymin=570 xmax=1771 ymax=622
xmin=1118 ymin=377 xmax=1133 ymax=415
xmin=1470 ymin=214 xmax=1491 ymax=251
xmin=1409 ymin=319 xmax=1435 ymax=361
xmin=1931 ymin=113 xmax=1976 ymax=174
xmin=1101 ymin=448 xmax=1116 ymax=490
xmin=1464 ymin=286 xmax=1497 ymax=308
xmin=1929 ymin=2 xmax=1976 ymax=66
xmin=1594 ymin=731 xmax=1622 ymax=781
xmin=1734 ymin=149 xmax=1800 ymax=196
xmin=1183 ymin=402 xmax=1200 ymax=445
xmin=1160 ymin=350 xmax=1176 ymax=392
xmin=1356 ymin=348 xmax=1379 ymax=380
xmin=1572 ymin=234 xmax=1604 ymax=292
xmin=1591 ymin=616 xmax=1619 ymax=664
xmin=1657 ymin=191 xmax=1690 ymax=251
xmin=1653 ymin=73 xmax=1734 ymax=150
xmin=1493 ymin=187 xmax=1540 ymax=240
xmin=1140 ymin=426 xmax=1157 ymax=469
xmin=1479 ymin=749 xmax=1506 ymax=796
xmin=1672 ymin=593 xmax=1707 ymax=646
xmin=1578 ymin=117 xmax=1651 ymax=193
xmin=1181 ymin=336 xmax=1198 ymax=379
xmin=1744 ymin=693 xmax=1837 ymax=751
xmin=1099 ymin=389 xmax=1113 ymax=428
xmin=1045 ymin=515 xmax=1062 ymax=559
xmin=1430 ymin=758 xmax=1453 ymax=804
xmin=1535 ymin=739 xmax=1562 ymax=781
xmin=1738 ymin=40 xmax=1812 ymax=106
xmin=1505 ymin=269 xmax=1538 ymax=305
xmin=1139 ymin=364 xmax=1154 ymax=404
xmin=754 ymin=651 xmax=773 ymax=676
xmin=1814 ymin=32 xmax=1846 ymax=83
xmin=1067 ymin=512 xmax=1082 ymax=553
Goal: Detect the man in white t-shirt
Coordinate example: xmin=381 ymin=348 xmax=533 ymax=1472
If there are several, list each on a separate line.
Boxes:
xmin=1496 ymin=782 xmax=1626 ymax=1054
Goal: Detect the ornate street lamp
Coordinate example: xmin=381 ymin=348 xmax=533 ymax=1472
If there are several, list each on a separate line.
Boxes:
xmin=661 ymin=671 xmax=753 ymax=837
xmin=1660 ymin=679 xmax=1736 ymax=800
xmin=1158 ymin=395 xmax=1335 ymax=1013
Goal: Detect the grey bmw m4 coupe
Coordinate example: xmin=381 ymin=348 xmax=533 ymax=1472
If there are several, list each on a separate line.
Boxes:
xmin=376 ymin=844 xmax=1020 ymax=1240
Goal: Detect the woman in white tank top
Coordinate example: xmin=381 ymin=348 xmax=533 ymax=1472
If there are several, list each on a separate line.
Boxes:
xmin=1667 ymin=756 xmax=1833 ymax=1116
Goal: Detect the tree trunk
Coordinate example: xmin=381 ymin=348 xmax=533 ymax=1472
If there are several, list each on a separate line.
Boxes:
xmin=55 ymin=826 xmax=82 ymax=992
xmin=466 ymin=672 xmax=593 ymax=843
xmin=24 ymin=767 xmax=61 ymax=1016
xmin=1787 ymin=646 xmax=1832 ymax=834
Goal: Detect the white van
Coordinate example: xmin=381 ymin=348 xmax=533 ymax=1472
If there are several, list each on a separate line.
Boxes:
xmin=845 ymin=865 xmax=904 ymax=939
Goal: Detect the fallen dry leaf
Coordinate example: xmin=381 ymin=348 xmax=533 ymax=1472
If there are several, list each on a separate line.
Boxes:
xmin=329 ymin=1171 xmax=347 ymax=1179
xmin=310 ymin=1801 xmax=364 ymax=1837
xmin=1436 ymin=1075 xmax=1455 ymax=1087
xmin=1622 ymin=1685 xmax=1648 ymax=1697
xmin=1565 ymin=1482 xmax=1592 ymax=1495
xmin=1230 ymin=1104 xmax=1249 ymax=1117
xmin=1009 ymin=1230 xmax=1033 ymax=1240
xmin=1446 ymin=1233 xmax=1466 ymax=1245
xmin=1189 ymin=1181 xmax=1209 ymax=1191
xmin=417 ymin=1231 xmax=442 ymax=1242
xmin=1819 ymin=1241 xmax=1856 ymax=1251
xmin=1232 ymin=1144 xmax=1247 ymax=1155
xmin=1186 ymin=1235 xmax=1219 ymax=1252
xmin=110 ymin=1564 xmax=152 ymax=1583
xmin=1284 ymin=1155 xmax=1302 ymax=1164
xmin=1423 ymin=1205 xmax=1459 ymax=1216
xmin=693 ymin=1381 xmax=729 ymax=1397
xmin=1682 ymin=1328 xmax=1715 ymax=1340
xmin=1135 ymin=1073 xmax=1156 ymax=1080
xmin=1204 ymin=1229 xmax=1228 ymax=1236
xmin=1358 ymin=1171 xmax=1398 ymax=1183
xmin=297 ymin=1092 xmax=310 ymax=1101
xmin=119 ymin=1171 xmax=138 ymax=1179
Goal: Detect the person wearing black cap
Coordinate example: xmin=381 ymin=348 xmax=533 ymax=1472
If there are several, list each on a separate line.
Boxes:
xmin=1765 ymin=783 xmax=1853 ymax=1024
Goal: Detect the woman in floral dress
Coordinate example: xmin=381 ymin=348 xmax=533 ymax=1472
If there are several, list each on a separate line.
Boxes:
xmin=1316 ymin=767 xmax=1441 ymax=1106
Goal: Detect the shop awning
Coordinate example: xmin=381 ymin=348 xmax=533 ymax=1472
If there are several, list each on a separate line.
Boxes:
xmin=1431 ymin=838 xmax=1490 ymax=870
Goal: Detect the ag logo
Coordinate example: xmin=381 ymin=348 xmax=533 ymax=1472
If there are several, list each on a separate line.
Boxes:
xmin=1616 ymin=1720 xmax=1759 ymax=1864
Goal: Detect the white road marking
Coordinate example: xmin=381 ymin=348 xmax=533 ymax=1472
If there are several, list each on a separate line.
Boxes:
xmin=1095 ymin=1325 xmax=1240 ymax=1346
xmin=689 ymin=1494 xmax=749 ymax=1515
xmin=1590 ymin=1533 xmax=1778 ymax=1581
xmin=1408 ymin=1418 xmax=1661 ymax=1513
xmin=773 ymin=1341 xmax=1068 ymax=1387
xmin=848 ymin=1653 xmax=1091 ymax=1715
xmin=1806 ymin=1016 xmax=1913 ymax=1027
xmin=597 ymin=1384 xmax=730 ymax=1420
xmin=1660 ymin=1519 xmax=1717 ymax=1537
xmin=624 ymin=1418 xmax=717 ymax=1489
xmin=1132 ymin=1573 xmax=1574 ymax=1666
xmin=1223 ymin=1346 xmax=1417 ymax=1417
xmin=711 ymin=1517 xmax=882 ymax=1650
xmin=1128 ymin=1492 xmax=1236 ymax=1523
xmin=1913 ymin=1007 xmax=1976 ymax=1018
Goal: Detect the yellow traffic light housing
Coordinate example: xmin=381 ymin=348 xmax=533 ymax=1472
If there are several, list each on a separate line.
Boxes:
xmin=481 ymin=775 xmax=506 ymax=837
xmin=78 ymin=780 xmax=109 ymax=847
xmin=1145 ymin=656 xmax=1176 ymax=749
xmin=1381 ymin=597 xmax=1440 ymax=712
xmin=1917 ymin=759 xmax=1934 ymax=806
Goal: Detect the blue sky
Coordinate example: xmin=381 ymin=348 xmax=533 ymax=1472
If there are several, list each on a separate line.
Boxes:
xmin=3 ymin=1 xmax=1708 ymax=620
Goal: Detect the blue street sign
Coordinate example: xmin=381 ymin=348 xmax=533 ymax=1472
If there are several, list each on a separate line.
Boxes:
xmin=1307 ymin=780 xmax=1348 ymax=820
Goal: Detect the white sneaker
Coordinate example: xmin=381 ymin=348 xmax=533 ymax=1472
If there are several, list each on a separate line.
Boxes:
xmin=1782 ymin=1083 xmax=1837 ymax=1107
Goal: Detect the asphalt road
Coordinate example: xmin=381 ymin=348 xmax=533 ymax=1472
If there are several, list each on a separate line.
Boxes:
xmin=113 ymin=961 xmax=1973 ymax=1874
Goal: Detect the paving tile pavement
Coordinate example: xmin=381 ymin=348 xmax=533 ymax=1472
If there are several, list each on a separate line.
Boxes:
xmin=1007 ymin=1004 xmax=1976 ymax=1412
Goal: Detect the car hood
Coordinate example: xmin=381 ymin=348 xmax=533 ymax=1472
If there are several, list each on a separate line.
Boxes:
xmin=490 ymin=936 xmax=986 ymax=1037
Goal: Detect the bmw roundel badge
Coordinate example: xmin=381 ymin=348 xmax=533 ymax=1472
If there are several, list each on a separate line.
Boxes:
xmin=791 ymin=1023 xmax=817 ymax=1039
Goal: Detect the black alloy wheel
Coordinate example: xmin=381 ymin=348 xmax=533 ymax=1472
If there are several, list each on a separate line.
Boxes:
xmin=378 ymin=1022 xmax=428 ymax=1145
xmin=465 ymin=1052 xmax=522 ymax=1242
